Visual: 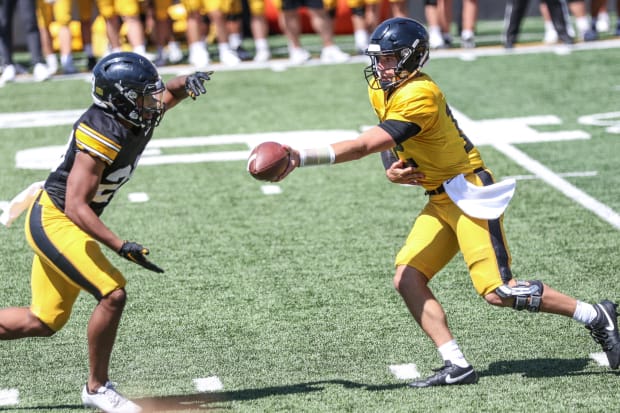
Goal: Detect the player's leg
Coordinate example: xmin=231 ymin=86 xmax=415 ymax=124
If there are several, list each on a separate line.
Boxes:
xmin=205 ymin=0 xmax=241 ymax=65
xmin=306 ymin=0 xmax=350 ymax=62
xmin=394 ymin=202 xmax=477 ymax=387
xmin=460 ymin=0 xmax=477 ymax=48
xmin=503 ymin=0 xmax=529 ymax=48
xmin=53 ymin=0 xmax=78 ymax=73
xmin=248 ymin=0 xmax=271 ymax=62
xmin=458 ymin=170 xmax=619 ymax=369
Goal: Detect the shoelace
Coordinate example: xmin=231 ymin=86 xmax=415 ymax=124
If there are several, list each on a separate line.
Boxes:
xmin=101 ymin=383 xmax=125 ymax=407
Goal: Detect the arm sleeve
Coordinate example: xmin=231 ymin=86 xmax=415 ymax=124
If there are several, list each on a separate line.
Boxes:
xmin=380 ymin=150 xmax=399 ymax=170
xmin=377 ymin=119 xmax=421 ymax=145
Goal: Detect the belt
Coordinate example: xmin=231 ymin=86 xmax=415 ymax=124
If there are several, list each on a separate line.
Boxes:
xmin=424 ymin=167 xmax=486 ymax=196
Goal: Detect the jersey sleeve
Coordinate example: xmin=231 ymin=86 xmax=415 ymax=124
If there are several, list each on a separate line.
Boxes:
xmin=388 ymin=86 xmax=437 ymax=132
xmin=74 ymin=120 xmax=122 ymax=165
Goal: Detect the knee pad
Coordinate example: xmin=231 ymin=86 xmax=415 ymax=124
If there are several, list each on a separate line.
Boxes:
xmin=496 ymin=280 xmax=544 ymax=312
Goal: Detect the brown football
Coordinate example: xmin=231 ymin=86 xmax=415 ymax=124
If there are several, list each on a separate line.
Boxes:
xmin=247 ymin=141 xmax=290 ymax=181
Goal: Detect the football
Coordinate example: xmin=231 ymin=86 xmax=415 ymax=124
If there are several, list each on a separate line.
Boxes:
xmin=247 ymin=141 xmax=290 ymax=181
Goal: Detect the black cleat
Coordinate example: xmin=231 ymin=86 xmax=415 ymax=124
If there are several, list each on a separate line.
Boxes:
xmin=587 ymin=300 xmax=620 ymax=369
xmin=408 ymin=361 xmax=478 ymax=388
xmin=87 ymin=56 xmax=98 ymax=71
xmin=235 ymin=46 xmax=253 ymax=61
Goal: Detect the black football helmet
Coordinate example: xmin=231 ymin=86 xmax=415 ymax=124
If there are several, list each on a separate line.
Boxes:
xmin=364 ymin=17 xmax=430 ymax=92
xmin=91 ymin=52 xmax=165 ymax=127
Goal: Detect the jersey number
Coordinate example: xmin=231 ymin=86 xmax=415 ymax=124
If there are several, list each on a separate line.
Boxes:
xmin=93 ymin=166 xmax=133 ymax=204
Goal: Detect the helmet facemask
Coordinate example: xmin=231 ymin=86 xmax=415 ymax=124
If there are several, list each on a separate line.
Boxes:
xmin=363 ymin=17 xmax=431 ymax=93
xmin=110 ymin=79 xmax=165 ymax=128
xmin=91 ymin=52 xmax=167 ymax=129
xmin=364 ymin=40 xmax=426 ymax=92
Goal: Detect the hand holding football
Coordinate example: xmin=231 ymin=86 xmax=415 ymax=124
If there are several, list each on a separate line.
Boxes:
xmin=247 ymin=141 xmax=290 ymax=181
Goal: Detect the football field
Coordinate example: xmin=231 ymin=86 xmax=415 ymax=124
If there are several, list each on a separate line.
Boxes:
xmin=1 ymin=38 xmax=620 ymax=412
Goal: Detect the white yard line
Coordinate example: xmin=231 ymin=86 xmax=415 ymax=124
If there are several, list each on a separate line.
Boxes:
xmin=493 ymin=142 xmax=620 ymax=230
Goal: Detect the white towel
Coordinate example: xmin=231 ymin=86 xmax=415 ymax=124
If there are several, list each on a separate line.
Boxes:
xmin=443 ymin=174 xmax=516 ymax=220
xmin=0 ymin=181 xmax=44 ymax=227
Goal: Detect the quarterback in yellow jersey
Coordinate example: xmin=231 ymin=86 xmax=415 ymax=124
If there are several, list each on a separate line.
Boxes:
xmin=0 ymin=52 xmax=211 ymax=413
xmin=275 ymin=17 xmax=620 ymax=385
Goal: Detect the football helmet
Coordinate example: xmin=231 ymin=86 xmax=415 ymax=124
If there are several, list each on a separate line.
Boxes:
xmin=364 ymin=17 xmax=430 ymax=92
xmin=91 ymin=52 xmax=165 ymax=127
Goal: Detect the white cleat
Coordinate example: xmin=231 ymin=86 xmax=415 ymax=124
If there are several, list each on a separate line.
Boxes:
xmin=289 ymin=47 xmax=311 ymax=65
xmin=0 ymin=64 xmax=16 ymax=86
xmin=33 ymin=63 xmax=51 ymax=82
xmin=320 ymin=45 xmax=350 ymax=64
xmin=81 ymin=381 xmax=142 ymax=413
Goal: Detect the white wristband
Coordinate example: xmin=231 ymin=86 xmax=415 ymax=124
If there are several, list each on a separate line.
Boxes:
xmin=298 ymin=146 xmax=335 ymax=167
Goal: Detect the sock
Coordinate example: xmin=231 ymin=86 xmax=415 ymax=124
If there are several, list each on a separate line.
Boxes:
xmin=218 ymin=42 xmax=233 ymax=55
xmin=254 ymin=38 xmax=269 ymax=53
xmin=229 ymin=33 xmax=242 ymax=50
xmin=438 ymin=339 xmax=469 ymax=368
xmin=573 ymin=300 xmax=598 ymax=325
xmin=544 ymin=21 xmax=555 ymax=32
xmin=60 ymin=54 xmax=72 ymax=66
xmin=83 ymin=44 xmax=93 ymax=57
xmin=133 ymin=44 xmax=147 ymax=56
xmin=575 ymin=17 xmax=590 ymax=34
xmin=353 ymin=29 xmax=369 ymax=51
xmin=461 ymin=29 xmax=474 ymax=39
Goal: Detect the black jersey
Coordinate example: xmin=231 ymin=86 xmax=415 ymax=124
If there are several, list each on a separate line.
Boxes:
xmin=45 ymin=104 xmax=154 ymax=216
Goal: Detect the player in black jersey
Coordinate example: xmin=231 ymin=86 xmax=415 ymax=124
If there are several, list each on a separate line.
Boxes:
xmin=0 ymin=52 xmax=211 ymax=413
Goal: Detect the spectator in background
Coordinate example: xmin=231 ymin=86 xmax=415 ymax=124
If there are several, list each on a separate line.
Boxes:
xmin=146 ymin=0 xmax=184 ymax=66
xmin=0 ymin=0 xmax=50 ymax=85
xmin=38 ymin=0 xmax=60 ymax=75
xmin=585 ymin=0 xmax=620 ymax=40
xmin=540 ymin=0 xmax=589 ymax=43
xmin=274 ymin=0 xmax=350 ymax=64
xmin=96 ymin=0 xmax=149 ymax=56
xmin=423 ymin=0 xmax=447 ymax=49
xmin=437 ymin=0 xmax=478 ymax=48
xmin=36 ymin=0 xmax=78 ymax=74
xmin=388 ymin=0 xmax=407 ymax=17
xmin=77 ymin=0 xmax=98 ymax=70
xmin=347 ymin=0 xmax=379 ymax=54
xmin=226 ymin=0 xmax=272 ymax=62
xmin=182 ymin=0 xmax=241 ymax=67
xmin=503 ymin=0 xmax=573 ymax=48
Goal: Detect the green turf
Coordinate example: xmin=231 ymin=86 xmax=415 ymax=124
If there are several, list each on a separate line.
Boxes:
xmin=1 ymin=36 xmax=620 ymax=412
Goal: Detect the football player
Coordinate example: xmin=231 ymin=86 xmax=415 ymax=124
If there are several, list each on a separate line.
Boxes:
xmin=0 ymin=52 xmax=211 ymax=413
xmin=273 ymin=17 xmax=620 ymax=386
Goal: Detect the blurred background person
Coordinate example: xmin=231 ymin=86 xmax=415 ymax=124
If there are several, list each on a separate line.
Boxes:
xmin=145 ymin=0 xmax=184 ymax=66
xmin=273 ymin=0 xmax=350 ymax=64
xmin=503 ymin=0 xmax=573 ymax=48
xmin=0 ymin=0 xmax=50 ymax=85
xmin=182 ymin=0 xmax=241 ymax=67
xmin=347 ymin=0 xmax=378 ymax=54
xmin=96 ymin=0 xmax=149 ymax=56
xmin=37 ymin=0 xmax=77 ymax=74
xmin=540 ymin=0 xmax=588 ymax=42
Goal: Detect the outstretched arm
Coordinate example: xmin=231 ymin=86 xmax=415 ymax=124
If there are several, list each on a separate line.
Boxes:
xmin=276 ymin=126 xmax=396 ymax=181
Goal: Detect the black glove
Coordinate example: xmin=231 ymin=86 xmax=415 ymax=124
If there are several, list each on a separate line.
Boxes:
xmin=118 ymin=241 xmax=164 ymax=273
xmin=185 ymin=71 xmax=213 ymax=100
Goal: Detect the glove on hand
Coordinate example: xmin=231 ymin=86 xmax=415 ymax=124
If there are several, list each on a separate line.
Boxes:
xmin=118 ymin=241 xmax=165 ymax=273
xmin=185 ymin=71 xmax=213 ymax=100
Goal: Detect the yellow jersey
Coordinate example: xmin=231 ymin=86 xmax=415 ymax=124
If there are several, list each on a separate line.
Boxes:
xmin=368 ymin=72 xmax=485 ymax=191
